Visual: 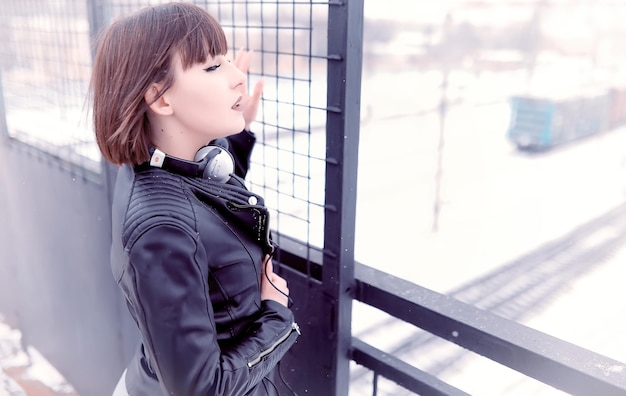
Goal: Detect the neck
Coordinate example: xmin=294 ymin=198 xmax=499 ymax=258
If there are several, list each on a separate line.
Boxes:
xmin=149 ymin=120 xmax=208 ymax=162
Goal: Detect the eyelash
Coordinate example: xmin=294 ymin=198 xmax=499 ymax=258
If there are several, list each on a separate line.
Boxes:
xmin=203 ymin=64 xmax=221 ymax=72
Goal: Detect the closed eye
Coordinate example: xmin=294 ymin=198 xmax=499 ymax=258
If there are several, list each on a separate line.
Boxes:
xmin=203 ymin=64 xmax=221 ymax=72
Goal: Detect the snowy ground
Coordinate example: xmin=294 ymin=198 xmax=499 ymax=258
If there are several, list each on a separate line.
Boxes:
xmin=0 ymin=315 xmax=77 ymax=396
xmin=355 ymin=69 xmax=626 ymax=293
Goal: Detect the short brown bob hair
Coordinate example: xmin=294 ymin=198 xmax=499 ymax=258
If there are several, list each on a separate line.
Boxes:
xmin=90 ymin=2 xmax=228 ymax=166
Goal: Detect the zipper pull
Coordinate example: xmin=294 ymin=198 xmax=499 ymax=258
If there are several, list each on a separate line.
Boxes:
xmin=292 ymin=322 xmax=301 ymax=335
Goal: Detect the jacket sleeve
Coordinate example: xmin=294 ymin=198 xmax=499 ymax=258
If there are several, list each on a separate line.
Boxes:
xmin=226 ymin=129 xmax=256 ymax=179
xmin=124 ymin=222 xmax=298 ymax=395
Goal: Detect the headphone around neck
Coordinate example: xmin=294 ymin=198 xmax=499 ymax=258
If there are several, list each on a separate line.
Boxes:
xmin=149 ymin=139 xmax=235 ymax=182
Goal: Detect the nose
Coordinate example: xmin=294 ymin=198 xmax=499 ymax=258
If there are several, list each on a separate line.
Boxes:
xmin=229 ymin=62 xmax=246 ymax=91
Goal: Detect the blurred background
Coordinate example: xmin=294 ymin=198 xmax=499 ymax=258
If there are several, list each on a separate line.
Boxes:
xmin=353 ymin=1 xmax=626 ymax=394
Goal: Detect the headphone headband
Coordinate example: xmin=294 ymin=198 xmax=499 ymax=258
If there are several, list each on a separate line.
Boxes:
xmin=148 ymin=143 xmax=234 ymax=182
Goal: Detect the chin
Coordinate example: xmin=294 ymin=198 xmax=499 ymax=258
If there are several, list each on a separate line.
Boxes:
xmin=216 ymin=119 xmax=246 ymax=137
xmin=234 ymin=119 xmax=246 ymax=132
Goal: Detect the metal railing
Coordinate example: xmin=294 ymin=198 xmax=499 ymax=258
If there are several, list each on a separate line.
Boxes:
xmin=353 ymin=262 xmax=626 ymax=395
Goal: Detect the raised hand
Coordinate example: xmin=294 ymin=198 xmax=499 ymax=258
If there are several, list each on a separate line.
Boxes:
xmin=233 ymin=48 xmax=264 ymax=130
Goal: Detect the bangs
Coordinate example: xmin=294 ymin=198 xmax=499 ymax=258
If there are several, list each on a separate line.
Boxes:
xmin=175 ymin=5 xmax=228 ymax=69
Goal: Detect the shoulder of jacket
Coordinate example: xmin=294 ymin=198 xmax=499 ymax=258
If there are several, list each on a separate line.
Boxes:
xmin=122 ymin=169 xmax=198 ymax=248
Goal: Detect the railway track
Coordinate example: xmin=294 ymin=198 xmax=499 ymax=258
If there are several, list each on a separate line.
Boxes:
xmin=352 ymin=202 xmax=626 ymax=391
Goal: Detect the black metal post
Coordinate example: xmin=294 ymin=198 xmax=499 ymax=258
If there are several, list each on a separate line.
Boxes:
xmin=324 ymin=0 xmax=364 ymax=394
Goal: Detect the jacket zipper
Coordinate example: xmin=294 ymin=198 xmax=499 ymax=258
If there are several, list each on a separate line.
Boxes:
xmin=247 ymin=322 xmax=301 ymax=368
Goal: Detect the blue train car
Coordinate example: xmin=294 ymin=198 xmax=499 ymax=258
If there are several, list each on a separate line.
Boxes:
xmin=508 ymin=92 xmax=611 ymax=150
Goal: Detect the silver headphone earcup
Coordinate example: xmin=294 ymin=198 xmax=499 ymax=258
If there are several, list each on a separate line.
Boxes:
xmin=194 ymin=145 xmax=234 ymax=182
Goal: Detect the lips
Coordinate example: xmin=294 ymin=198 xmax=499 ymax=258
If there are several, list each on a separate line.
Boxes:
xmin=232 ymin=96 xmax=242 ymax=110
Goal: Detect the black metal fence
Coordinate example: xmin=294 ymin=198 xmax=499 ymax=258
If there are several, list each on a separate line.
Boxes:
xmin=1 ymin=1 xmax=626 ymax=395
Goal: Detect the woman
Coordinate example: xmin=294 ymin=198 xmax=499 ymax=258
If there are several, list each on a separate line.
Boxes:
xmin=90 ymin=3 xmax=299 ymax=395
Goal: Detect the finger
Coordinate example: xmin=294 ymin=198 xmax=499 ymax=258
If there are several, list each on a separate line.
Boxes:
xmin=235 ymin=48 xmax=252 ymax=73
xmin=251 ymin=78 xmax=264 ymax=102
xmin=271 ymin=273 xmax=285 ymax=284
xmin=233 ymin=47 xmax=245 ymax=69
xmin=264 ymin=256 xmax=273 ymax=275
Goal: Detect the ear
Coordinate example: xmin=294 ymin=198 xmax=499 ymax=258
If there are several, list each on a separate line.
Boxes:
xmin=144 ymin=83 xmax=173 ymax=116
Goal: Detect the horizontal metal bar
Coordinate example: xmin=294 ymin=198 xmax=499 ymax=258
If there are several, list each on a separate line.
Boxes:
xmin=351 ymin=337 xmax=471 ymax=396
xmin=353 ymin=263 xmax=626 ymax=396
xmin=273 ymin=233 xmax=323 ymax=282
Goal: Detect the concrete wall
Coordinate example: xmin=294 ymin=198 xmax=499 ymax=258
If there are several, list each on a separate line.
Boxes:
xmin=0 ymin=141 xmax=137 ymax=395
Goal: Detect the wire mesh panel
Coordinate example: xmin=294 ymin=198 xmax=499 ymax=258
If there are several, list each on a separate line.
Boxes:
xmin=0 ymin=0 xmax=98 ymax=176
xmin=216 ymin=0 xmax=329 ymax=251
xmin=0 ymin=0 xmax=330 ymax=248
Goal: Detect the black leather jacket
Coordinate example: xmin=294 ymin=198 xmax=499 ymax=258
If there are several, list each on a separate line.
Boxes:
xmin=110 ymin=132 xmax=299 ymax=395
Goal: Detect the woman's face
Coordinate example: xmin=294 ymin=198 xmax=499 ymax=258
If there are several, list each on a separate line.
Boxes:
xmin=164 ymin=53 xmax=247 ymax=145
